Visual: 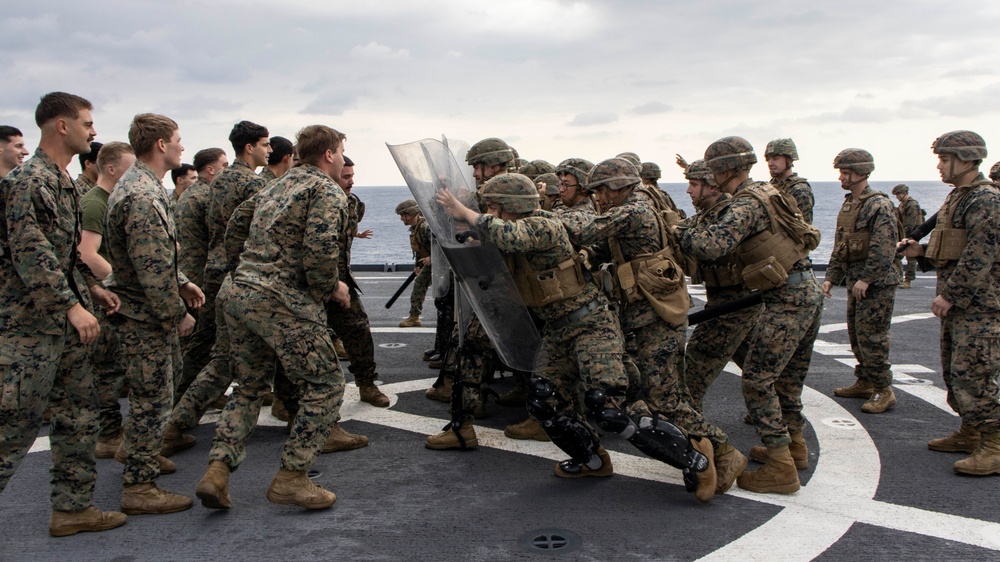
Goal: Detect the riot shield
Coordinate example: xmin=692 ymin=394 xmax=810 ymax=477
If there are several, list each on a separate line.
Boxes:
xmin=387 ymin=137 xmax=541 ymax=371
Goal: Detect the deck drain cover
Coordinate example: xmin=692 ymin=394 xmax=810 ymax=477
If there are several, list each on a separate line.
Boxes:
xmin=518 ymin=528 xmax=582 ymax=554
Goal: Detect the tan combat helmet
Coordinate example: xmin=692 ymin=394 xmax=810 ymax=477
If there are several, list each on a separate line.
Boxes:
xmin=519 ymin=159 xmax=556 ymax=180
xmin=640 ymin=162 xmax=662 ymax=181
xmin=684 ymin=159 xmax=717 ymax=187
xmin=395 ymin=199 xmax=420 ymax=215
xmin=556 ymin=158 xmax=595 ymax=187
xmin=765 ymin=138 xmax=799 ymax=161
xmin=931 ymin=130 xmax=988 ymax=162
xmin=466 ymin=138 xmax=516 ymax=168
xmin=585 ymin=158 xmax=642 ymax=192
xmin=615 ymin=151 xmax=642 ymax=175
xmin=833 ymin=148 xmax=875 ymax=175
xmin=704 ymin=136 xmax=757 ymax=172
xmin=480 ymin=173 xmax=541 ymax=214
xmin=891 ymin=183 xmax=909 ymax=195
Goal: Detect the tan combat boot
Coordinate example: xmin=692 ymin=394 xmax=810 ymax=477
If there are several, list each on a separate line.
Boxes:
xmin=266 ymin=469 xmax=336 ymax=509
xmin=750 ymin=432 xmax=808 ymax=470
xmin=358 ymin=382 xmax=390 ymax=408
xmin=195 ymin=461 xmax=232 ymax=510
xmin=862 ymin=386 xmax=897 ymax=414
xmin=271 ymin=397 xmax=293 ymax=422
xmin=737 ymin=444 xmax=800 ymax=494
xmin=834 ymin=379 xmax=875 ymax=398
xmin=554 ymin=447 xmax=613 ymax=478
xmin=714 ymin=442 xmax=748 ymax=494
xmin=160 ymin=422 xmax=196 ymax=457
xmin=900 ymin=280 xmax=911 ymax=289
xmin=953 ymin=431 xmax=1000 ymax=476
xmin=321 ymin=423 xmax=369 ymax=453
xmin=425 ymin=377 xmax=452 ymax=402
xmin=425 ymin=421 xmax=478 ymax=450
xmin=928 ymin=424 xmax=981 ymax=453
xmin=689 ymin=438 xmax=717 ymax=503
xmin=121 ymin=483 xmax=193 ymax=515
xmin=95 ymin=432 xmax=123 ymax=459
xmin=399 ymin=315 xmax=422 ymax=327
xmin=503 ymin=417 xmax=550 ymax=441
xmin=333 ymin=339 xmax=349 ymax=360
xmin=49 ymin=506 xmax=127 ymax=537
xmin=115 ymin=446 xmax=177 ymax=474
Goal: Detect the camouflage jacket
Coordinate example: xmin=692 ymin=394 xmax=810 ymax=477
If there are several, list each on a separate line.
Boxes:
xmin=230 ymin=164 xmax=348 ymax=324
xmin=0 ymin=148 xmax=96 ymax=335
xmin=555 ymin=197 xmax=595 ymax=220
xmin=475 ymin=210 xmax=600 ymax=322
xmin=896 ymin=197 xmax=923 ymax=234
xmin=75 ymin=173 xmax=98 ymax=196
xmin=772 ymin=173 xmax=814 ymax=224
xmin=259 ymin=167 xmax=278 ymax=184
xmin=205 ymin=160 xmax=266 ymax=285
xmin=409 ymin=215 xmax=431 ymax=261
xmin=825 ymin=187 xmax=903 ymax=287
xmin=930 ymin=175 xmax=1000 ymax=312
xmin=105 ymin=160 xmax=190 ymax=328
xmin=175 ymin=178 xmax=211 ymax=288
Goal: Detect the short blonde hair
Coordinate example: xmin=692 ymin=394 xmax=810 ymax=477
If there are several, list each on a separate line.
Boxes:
xmin=296 ymin=125 xmax=345 ymax=166
xmin=128 ymin=113 xmax=178 ymax=157
xmin=96 ymin=141 xmax=134 ymax=171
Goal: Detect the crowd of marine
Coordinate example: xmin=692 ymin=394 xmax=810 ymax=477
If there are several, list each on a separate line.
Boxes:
xmin=0 ymin=91 xmax=998 ymax=539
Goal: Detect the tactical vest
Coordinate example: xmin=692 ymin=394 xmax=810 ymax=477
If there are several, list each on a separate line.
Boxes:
xmin=925 ymin=180 xmax=1000 ymax=266
xmin=832 ymin=191 xmax=887 ymax=263
xmin=506 ymin=253 xmax=588 ymax=308
xmin=637 ymin=185 xmax=685 ymax=225
xmin=409 ymin=218 xmax=430 ymax=260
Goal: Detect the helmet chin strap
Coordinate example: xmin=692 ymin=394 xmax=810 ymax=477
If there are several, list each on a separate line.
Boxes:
xmin=942 ymin=158 xmax=973 ymax=184
xmin=844 ymin=172 xmax=868 ymax=190
xmin=717 ymin=170 xmax=739 ymax=193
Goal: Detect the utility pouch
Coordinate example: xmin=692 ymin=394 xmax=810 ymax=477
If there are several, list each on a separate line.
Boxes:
xmin=741 ymin=255 xmax=789 ymax=291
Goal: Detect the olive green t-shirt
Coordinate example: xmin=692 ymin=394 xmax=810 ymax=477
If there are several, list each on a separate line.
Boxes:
xmin=80 ymin=185 xmax=110 ymax=259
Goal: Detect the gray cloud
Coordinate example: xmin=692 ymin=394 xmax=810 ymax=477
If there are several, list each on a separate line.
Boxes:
xmin=632 ymin=101 xmax=673 ymax=115
xmin=568 ymin=112 xmax=618 ymax=127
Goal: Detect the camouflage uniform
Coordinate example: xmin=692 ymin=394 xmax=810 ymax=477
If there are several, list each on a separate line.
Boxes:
xmin=80 ymin=185 xmax=127 ymax=438
xmin=0 ymin=149 xmax=101 ymax=510
xmin=825 ymin=187 xmax=902 ymax=389
xmin=407 ymin=214 xmax=432 ymax=318
xmin=105 ymin=160 xmax=191 ymax=486
xmin=208 ymin=164 xmax=347 ymax=473
xmin=896 ymin=195 xmax=924 ymax=282
xmin=175 ymin=178 xmax=212 ymax=395
xmin=75 ymin=173 xmax=98 ymax=196
xmin=679 ymin=179 xmax=824 ymax=447
xmin=258 ymin=167 xmax=278 ymax=184
xmin=771 ymin=173 xmax=815 ymax=225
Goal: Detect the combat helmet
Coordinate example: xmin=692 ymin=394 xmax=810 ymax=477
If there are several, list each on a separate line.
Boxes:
xmin=395 ymin=199 xmax=420 ymax=215
xmin=615 ymin=152 xmax=642 ymax=174
xmin=833 ymin=148 xmax=875 ymax=175
xmin=480 ymin=173 xmax=540 ymax=214
xmin=891 ymin=183 xmax=909 ymax=195
xmin=684 ymin=159 xmax=717 ymax=187
xmin=534 ymin=172 xmax=561 ymax=196
xmin=990 ymin=161 xmax=1000 ymax=182
xmin=466 ymin=138 xmax=516 ymax=167
xmin=520 ymin=159 xmax=556 ymax=180
xmin=514 ymin=157 xmax=529 ymax=171
xmin=704 ymin=136 xmax=757 ymax=172
xmin=585 ymin=158 xmax=641 ymax=192
xmin=556 ymin=158 xmax=595 ymax=186
xmin=765 ymin=138 xmax=799 ymax=161
xmin=640 ymin=162 xmax=662 ymax=180
xmin=931 ymin=130 xmax=988 ymax=162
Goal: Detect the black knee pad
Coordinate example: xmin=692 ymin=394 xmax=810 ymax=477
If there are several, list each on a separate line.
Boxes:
xmin=546 ymin=415 xmax=599 ymax=466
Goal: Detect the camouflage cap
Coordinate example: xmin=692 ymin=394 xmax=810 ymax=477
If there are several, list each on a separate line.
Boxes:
xmin=891 ymin=183 xmax=909 ymax=195
xmin=764 ymin=138 xmax=799 ymax=161
xmin=704 ymin=136 xmax=757 ymax=172
xmin=534 ymin=172 xmax=561 ymax=196
xmin=931 ymin=130 xmax=988 ymax=162
xmin=395 ymin=198 xmax=420 ymax=215
xmin=519 ymin=159 xmax=556 ymax=180
xmin=556 ymin=157 xmax=595 ymax=186
xmin=585 ymin=158 xmax=641 ymax=192
xmin=990 ymin=161 xmax=1000 ymax=181
xmin=684 ymin=159 xmax=717 ymax=186
xmin=640 ymin=162 xmax=662 ymax=180
xmin=466 ymin=138 xmax=516 ymax=167
xmin=833 ymin=148 xmax=875 ymax=175
xmin=481 ymin=173 xmax=540 ymax=214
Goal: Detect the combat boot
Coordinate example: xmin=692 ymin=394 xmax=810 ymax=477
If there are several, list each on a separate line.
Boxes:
xmin=750 ymin=432 xmax=808 ymax=470
xmin=690 ymin=438 xmax=717 ymax=502
xmin=422 ymin=348 xmax=438 ymax=361
xmin=399 ymin=315 xmax=421 ymax=327
xmin=321 ymin=423 xmax=369 ymax=453
xmin=928 ymin=424 xmax=981 ymax=453
xmin=95 ymin=432 xmax=123 ymax=459
xmin=834 ymin=379 xmax=875 ymax=398
xmin=115 ymin=447 xmax=177 ymax=474
xmin=427 ymin=356 xmax=444 ymax=369
xmin=160 ymin=422 xmax=196 ymax=457
xmin=266 ymin=469 xmax=336 ymax=509
xmin=195 ymin=461 xmax=232 ymax=510
xmin=425 ymin=421 xmax=478 ymax=450
xmin=358 ymin=382 xmax=390 ymax=408
xmin=49 ymin=506 xmax=127 ymax=537
xmin=503 ymin=417 xmax=550 ymax=441
xmin=271 ymin=397 xmax=292 ymax=422
xmin=554 ymin=447 xmax=613 ymax=478
xmin=425 ymin=377 xmax=452 ymax=402
xmin=333 ymin=338 xmax=349 ymax=360
xmin=496 ymin=385 xmax=527 ymax=407
xmin=861 ymin=386 xmax=897 ymax=414
xmin=900 ymin=280 xmax=912 ymax=289
xmin=714 ymin=442 xmax=748 ymax=494
xmin=953 ymin=431 xmax=1000 ymax=476
xmin=737 ymin=445 xmax=800 ymax=494
xmin=121 ymin=483 xmax=193 ymax=515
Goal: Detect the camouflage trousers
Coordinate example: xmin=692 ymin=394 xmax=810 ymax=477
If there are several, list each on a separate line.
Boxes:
xmin=683 ymin=286 xmax=762 ymax=412
xmin=742 ymin=278 xmax=824 ymax=447
xmin=0 ymin=329 xmax=99 ymax=511
xmin=118 ymin=317 xmax=182 ymax=485
xmin=92 ymin=320 xmax=127 ymax=438
xmin=326 ymin=289 xmax=378 ymax=385
xmin=451 ymin=315 xmax=498 ymax=421
xmin=846 ymin=281 xmax=896 ymax=388
xmin=536 ymin=304 xmax=628 ymax=444
xmin=940 ymin=310 xmax=1000 ymax=434
xmin=170 ymin=278 xmax=232 ymax=430
xmin=408 ymin=265 xmax=432 ymax=318
xmin=211 ymin=284 xmax=344 ymax=472
xmin=902 ymin=256 xmax=917 ymax=282
xmin=625 ymin=317 xmax=730 ymax=447
xmin=177 ymin=280 xmax=221 ymax=398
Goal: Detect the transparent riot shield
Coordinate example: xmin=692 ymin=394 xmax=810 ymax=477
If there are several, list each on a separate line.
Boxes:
xmin=386 ymin=137 xmax=541 ymax=371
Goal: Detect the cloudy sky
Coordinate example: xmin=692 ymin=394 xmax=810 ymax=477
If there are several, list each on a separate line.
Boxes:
xmin=3 ymin=0 xmax=999 ymax=185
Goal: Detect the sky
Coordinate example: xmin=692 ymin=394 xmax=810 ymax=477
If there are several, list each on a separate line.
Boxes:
xmin=2 ymin=0 xmax=999 ymax=186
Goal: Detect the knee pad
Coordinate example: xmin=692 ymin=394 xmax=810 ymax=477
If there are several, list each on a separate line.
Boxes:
xmin=546 ymin=415 xmax=600 ymax=467
xmin=629 ymin=416 xmax=709 ymax=488
xmin=525 ymin=377 xmax=556 ymax=421
xmin=584 ymin=389 xmax=637 ymax=437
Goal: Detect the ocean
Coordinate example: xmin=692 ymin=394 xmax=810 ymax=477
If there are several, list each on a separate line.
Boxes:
xmin=349 ymin=180 xmax=951 ymax=266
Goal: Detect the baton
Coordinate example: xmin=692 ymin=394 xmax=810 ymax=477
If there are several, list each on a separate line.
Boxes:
xmin=385 ymin=271 xmax=418 ymax=309
xmin=687 ymin=292 xmax=763 ymax=326
xmin=898 ymin=211 xmax=938 ymax=253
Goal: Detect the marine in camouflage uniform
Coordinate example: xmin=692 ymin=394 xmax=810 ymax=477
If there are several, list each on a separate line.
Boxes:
xmin=679 ymin=160 xmax=762 ymax=412
xmin=824 ymin=149 xmax=902 ymax=414
xmin=638 ymin=160 xmax=685 ymax=219
xmin=892 ymin=183 xmax=923 ymax=286
xmin=75 ymin=172 xmax=98 ymax=196
xmin=679 ymin=137 xmax=823 ymax=495
xmin=765 ymin=138 xmax=815 ymax=224
xmin=902 ymin=131 xmax=1000 ymax=476
xmin=397 ymin=199 xmax=432 ymax=324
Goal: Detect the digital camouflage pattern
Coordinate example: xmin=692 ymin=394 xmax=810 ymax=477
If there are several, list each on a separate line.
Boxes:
xmin=897 ymin=194 xmax=923 ymax=281
xmin=259 ymin=167 xmax=278 ymax=184
xmin=519 ymin=159 xmax=555 ymax=180
xmin=764 ymin=138 xmax=799 ymax=161
xmin=931 ymin=130 xmax=988 ymax=162
xmin=75 ymin=173 xmax=98 ymax=195
xmin=204 ymin=160 xmax=266 ymax=287
xmin=771 ymin=173 xmax=815 ymax=224
xmin=833 ymin=148 xmax=875 ymax=175
xmin=175 ymin=178 xmax=213 ymax=393
xmin=408 ymin=214 xmax=432 ymax=318
xmin=825 ymin=188 xmax=903 ymax=287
